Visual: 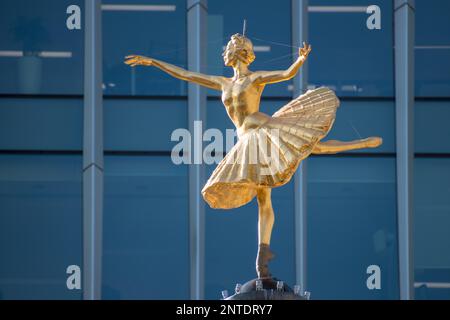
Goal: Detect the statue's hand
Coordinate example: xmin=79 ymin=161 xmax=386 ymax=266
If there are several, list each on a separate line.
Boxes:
xmin=299 ymin=42 xmax=312 ymax=61
xmin=124 ymin=55 xmax=153 ymax=67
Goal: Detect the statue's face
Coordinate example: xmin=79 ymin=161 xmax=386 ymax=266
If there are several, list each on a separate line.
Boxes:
xmin=223 ymin=36 xmax=254 ymax=67
xmin=222 ymin=41 xmax=237 ymax=67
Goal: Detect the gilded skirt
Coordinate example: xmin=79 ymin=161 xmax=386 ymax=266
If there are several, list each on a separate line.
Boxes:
xmin=202 ymin=87 xmax=340 ymax=209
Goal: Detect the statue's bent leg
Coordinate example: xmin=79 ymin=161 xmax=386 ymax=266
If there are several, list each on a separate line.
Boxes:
xmin=256 ymin=187 xmax=275 ymax=278
xmin=312 ymin=137 xmax=382 ymax=154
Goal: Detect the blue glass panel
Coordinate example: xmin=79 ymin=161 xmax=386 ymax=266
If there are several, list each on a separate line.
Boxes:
xmin=104 ymin=98 xmax=187 ymax=151
xmin=102 ymin=0 xmax=187 ymax=96
xmin=309 ymin=0 xmax=394 ymax=97
xmin=0 ymin=0 xmax=84 ymax=94
xmin=414 ymin=158 xmax=450 ymax=300
xmin=307 ymin=156 xmax=399 ymax=299
xmin=0 ymin=155 xmax=82 ymax=299
xmin=415 ymin=0 xmax=450 ymax=97
xmin=0 ymin=97 xmax=83 ymax=151
xmin=204 ymin=164 xmax=296 ymax=299
xmin=102 ymin=155 xmax=189 ymax=299
xmin=208 ymin=0 xmax=292 ymax=97
xmin=415 ymin=100 xmax=450 ymax=154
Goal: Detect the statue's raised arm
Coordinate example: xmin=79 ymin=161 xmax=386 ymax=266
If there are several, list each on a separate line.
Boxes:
xmin=252 ymin=42 xmax=311 ymax=85
xmin=124 ymin=55 xmax=225 ymax=91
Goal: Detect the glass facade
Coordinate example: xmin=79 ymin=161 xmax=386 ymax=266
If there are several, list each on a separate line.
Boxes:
xmin=0 ymin=0 xmax=84 ymax=300
xmin=101 ymin=1 xmax=189 ymax=299
xmin=103 ymin=156 xmax=189 ymax=299
xmin=102 ymin=0 xmax=187 ymax=96
xmin=307 ymin=156 xmax=398 ymax=299
xmin=0 ymin=0 xmax=449 ymax=300
xmin=0 ymin=155 xmax=82 ymax=299
xmin=306 ymin=0 xmax=398 ymax=299
xmin=414 ymin=158 xmax=450 ymax=299
xmin=309 ymin=0 xmax=394 ymax=97
xmin=0 ymin=0 xmax=84 ymax=95
xmin=415 ymin=0 xmax=450 ymax=97
xmin=413 ymin=0 xmax=450 ymax=300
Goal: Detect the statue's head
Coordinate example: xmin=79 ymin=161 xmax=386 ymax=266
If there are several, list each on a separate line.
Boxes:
xmin=222 ymin=33 xmax=255 ymax=67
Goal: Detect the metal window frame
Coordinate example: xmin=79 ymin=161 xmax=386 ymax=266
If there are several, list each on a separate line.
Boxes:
xmin=292 ymin=0 xmax=309 ymax=293
xmin=187 ymin=0 xmax=207 ymax=300
xmin=83 ymin=0 xmax=104 ymax=300
xmin=394 ymin=0 xmax=415 ymax=300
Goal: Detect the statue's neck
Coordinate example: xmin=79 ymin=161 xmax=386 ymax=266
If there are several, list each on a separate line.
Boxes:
xmin=233 ymin=61 xmax=250 ymax=80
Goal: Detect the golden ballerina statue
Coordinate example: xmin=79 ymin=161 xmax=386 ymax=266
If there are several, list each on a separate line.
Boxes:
xmin=125 ymin=33 xmax=382 ymax=280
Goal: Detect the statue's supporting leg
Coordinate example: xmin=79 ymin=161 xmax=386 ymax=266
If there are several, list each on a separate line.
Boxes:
xmin=256 ymin=187 xmax=275 ymax=278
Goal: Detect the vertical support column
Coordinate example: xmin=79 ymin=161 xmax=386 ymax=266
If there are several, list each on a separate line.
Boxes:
xmin=394 ymin=0 xmax=415 ymax=300
xmin=187 ymin=0 xmax=207 ymax=300
xmin=292 ymin=0 xmax=309 ymax=292
xmin=83 ymin=0 xmax=103 ymax=300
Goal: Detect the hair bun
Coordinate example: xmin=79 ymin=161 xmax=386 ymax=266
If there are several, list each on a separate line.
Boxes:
xmin=230 ymin=34 xmax=255 ymax=64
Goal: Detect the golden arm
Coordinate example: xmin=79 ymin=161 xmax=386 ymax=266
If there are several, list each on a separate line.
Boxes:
xmin=253 ymin=42 xmax=311 ymax=85
xmin=124 ymin=55 xmax=224 ymax=91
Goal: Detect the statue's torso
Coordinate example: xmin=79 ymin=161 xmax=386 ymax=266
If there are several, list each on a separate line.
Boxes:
xmin=221 ymin=76 xmax=265 ymax=129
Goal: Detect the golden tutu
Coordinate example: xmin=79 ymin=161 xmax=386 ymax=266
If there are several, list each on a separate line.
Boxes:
xmin=202 ymin=87 xmax=340 ymax=209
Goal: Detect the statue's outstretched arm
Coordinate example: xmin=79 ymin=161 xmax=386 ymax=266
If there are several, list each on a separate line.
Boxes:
xmin=312 ymin=137 xmax=383 ymax=154
xmin=253 ymin=42 xmax=311 ymax=85
xmin=125 ymin=55 xmax=224 ymax=91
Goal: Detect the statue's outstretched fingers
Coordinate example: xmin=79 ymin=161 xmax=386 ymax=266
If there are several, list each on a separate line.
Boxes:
xmin=124 ymin=56 xmax=138 ymax=64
